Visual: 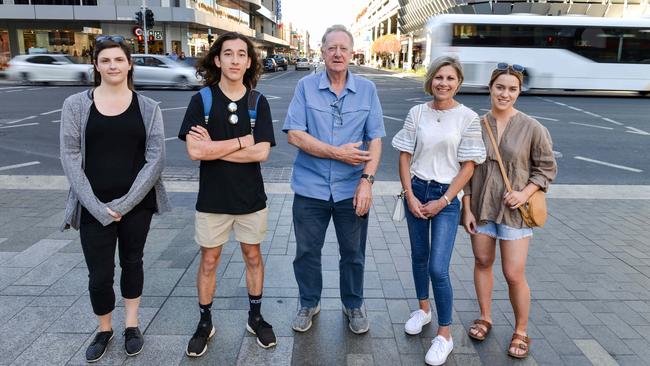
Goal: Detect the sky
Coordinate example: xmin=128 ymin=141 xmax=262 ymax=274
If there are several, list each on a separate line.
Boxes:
xmin=280 ymin=0 xmax=363 ymax=49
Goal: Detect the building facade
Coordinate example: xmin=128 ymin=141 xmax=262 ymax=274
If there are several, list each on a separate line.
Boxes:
xmin=0 ymin=0 xmax=289 ymax=65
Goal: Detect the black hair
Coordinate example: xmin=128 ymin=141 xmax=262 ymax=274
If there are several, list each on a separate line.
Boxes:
xmin=197 ymin=32 xmax=261 ymax=89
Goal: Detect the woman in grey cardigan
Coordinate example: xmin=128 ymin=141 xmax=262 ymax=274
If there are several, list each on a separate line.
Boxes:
xmin=59 ymin=36 xmax=169 ymax=363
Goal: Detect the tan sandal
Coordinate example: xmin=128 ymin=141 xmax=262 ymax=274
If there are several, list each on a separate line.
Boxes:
xmin=508 ymin=333 xmax=531 ymax=359
xmin=468 ymin=319 xmax=492 ymax=341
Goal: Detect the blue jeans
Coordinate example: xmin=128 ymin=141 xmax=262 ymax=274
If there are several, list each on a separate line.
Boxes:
xmin=292 ymin=194 xmax=368 ymax=309
xmin=404 ymin=177 xmax=460 ymax=326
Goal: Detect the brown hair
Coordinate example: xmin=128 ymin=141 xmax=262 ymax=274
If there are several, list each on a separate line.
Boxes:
xmin=92 ymin=39 xmax=134 ymax=90
xmin=197 ymin=32 xmax=261 ymax=89
xmin=424 ymin=56 xmax=464 ymax=96
xmin=488 ymin=66 xmax=524 ymax=89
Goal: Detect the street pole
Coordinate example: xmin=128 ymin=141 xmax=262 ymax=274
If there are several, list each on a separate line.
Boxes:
xmin=142 ymin=0 xmax=148 ymax=54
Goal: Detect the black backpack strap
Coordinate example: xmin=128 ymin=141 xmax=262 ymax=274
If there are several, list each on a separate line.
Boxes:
xmin=247 ymin=89 xmax=262 ymax=130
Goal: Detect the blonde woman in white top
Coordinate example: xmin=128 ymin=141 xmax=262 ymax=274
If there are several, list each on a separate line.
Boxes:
xmin=392 ymin=56 xmax=486 ymax=366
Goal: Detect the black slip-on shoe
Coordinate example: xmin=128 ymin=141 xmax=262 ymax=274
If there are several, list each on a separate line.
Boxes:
xmin=124 ymin=327 xmax=144 ymax=357
xmin=86 ymin=330 xmax=114 ymax=363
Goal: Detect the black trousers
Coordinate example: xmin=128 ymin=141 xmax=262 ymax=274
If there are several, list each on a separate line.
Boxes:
xmin=80 ymin=207 xmax=154 ymax=316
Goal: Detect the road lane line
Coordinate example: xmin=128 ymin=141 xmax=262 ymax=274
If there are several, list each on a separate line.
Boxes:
xmin=164 ymin=137 xmax=178 ymax=141
xmin=0 ymin=161 xmax=40 ymax=172
xmin=5 ymin=116 xmax=37 ymax=124
xmin=0 ymin=86 xmax=27 ymax=91
xmin=0 ymin=122 xmax=39 ymax=129
xmin=272 ymin=119 xmax=279 ymax=123
xmin=529 ymin=115 xmax=559 ymax=122
xmin=51 ymin=120 xmax=61 ymax=123
xmin=569 ymin=122 xmax=613 ymax=130
xmin=160 ymin=106 xmax=187 ymax=111
xmin=574 ymin=156 xmax=642 ymax=173
xmin=567 ymin=106 xmax=583 ymax=111
xmin=265 ymin=95 xmax=281 ymax=100
xmin=384 ymin=116 xmax=402 ymax=121
xmin=583 ymin=111 xmax=602 ymax=118
xmin=554 ymin=102 xmax=566 ymax=106
xmin=625 ymin=126 xmax=650 ymax=136
xmin=601 ymin=117 xmax=623 ymax=126
xmin=40 ymin=109 xmax=62 ymax=115
xmin=5 ymin=89 xmax=24 ymax=93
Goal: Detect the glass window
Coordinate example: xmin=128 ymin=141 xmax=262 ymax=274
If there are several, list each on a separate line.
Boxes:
xmin=144 ymin=57 xmax=164 ymax=67
xmin=133 ymin=57 xmax=145 ymax=66
xmin=14 ymin=0 xmax=29 ymax=4
xmin=27 ymin=55 xmax=56 ymax=64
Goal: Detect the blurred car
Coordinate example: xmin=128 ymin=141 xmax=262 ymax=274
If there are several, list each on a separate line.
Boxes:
xmin=263 ymin=58 xmax=278 ymax=72
xmin=6 ymin=54 xmax=92 ymax=84
xmin=130 ymin=54 xmax=202 ymax=89
xmin=295 ymin=57 xmax=310 ymax=71
xmin=176 ymin=56 xmax=200 ymax=69
xmin=271 ymin=55 xmax=288 ymax=71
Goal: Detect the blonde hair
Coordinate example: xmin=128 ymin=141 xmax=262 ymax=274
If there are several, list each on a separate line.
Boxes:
xmin=424 ymin=56 xmax=464 ymax=96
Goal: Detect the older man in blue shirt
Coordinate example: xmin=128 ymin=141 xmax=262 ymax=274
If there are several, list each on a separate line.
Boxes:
xmin=283 ymin=24 xmax=385 ymax=335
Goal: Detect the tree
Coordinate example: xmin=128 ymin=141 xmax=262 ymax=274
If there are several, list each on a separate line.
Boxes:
xmin=371 ymin=34 xmax=400 ymax=67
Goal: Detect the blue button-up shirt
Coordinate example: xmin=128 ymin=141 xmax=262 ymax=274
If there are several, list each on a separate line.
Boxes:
xmin=283 ymin=70 xmax=386 ymax=202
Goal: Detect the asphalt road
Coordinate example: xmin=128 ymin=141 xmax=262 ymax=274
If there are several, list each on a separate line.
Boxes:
xmin=1 ymin=66 xmax=649 ymax=184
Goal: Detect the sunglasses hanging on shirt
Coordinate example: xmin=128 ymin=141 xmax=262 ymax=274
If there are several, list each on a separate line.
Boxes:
xmin=227 ymin=102 xmax=238 ymax=125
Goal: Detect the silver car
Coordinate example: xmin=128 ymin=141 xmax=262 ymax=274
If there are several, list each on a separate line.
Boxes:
xmin=6 ymin=54 xmax=92 ymax=84
xmin=295 ymin=57 xmax=311 ymax=71
xmin=131 ymin=54 xmax=202 ymax=89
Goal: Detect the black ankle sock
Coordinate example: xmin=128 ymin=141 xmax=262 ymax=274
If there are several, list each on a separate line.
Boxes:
xmin=249 ymin=293 xmax=262 ymax=318
xmin=199 ymin=302 xmax=212 ymax=323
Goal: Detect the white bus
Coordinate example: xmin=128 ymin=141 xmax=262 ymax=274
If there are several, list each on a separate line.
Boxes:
xmin=426 ymin=14 xmax=650 ymax=94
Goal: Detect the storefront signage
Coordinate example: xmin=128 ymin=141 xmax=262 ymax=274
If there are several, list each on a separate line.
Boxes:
xmin=83 ymin=27 xmax=102 ymax=35
xmin=148 ymin=30 xmax=163 ymax=40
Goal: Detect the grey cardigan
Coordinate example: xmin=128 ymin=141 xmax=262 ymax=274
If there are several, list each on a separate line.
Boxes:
xmin=59 ymin=89 xmax=171 ymax=230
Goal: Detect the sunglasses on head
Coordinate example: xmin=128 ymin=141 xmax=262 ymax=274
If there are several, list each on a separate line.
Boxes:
xmin=96 ymin=35 xmax=125 ymax=44
xmin=496 ymin=62 xmax=525 ymax=73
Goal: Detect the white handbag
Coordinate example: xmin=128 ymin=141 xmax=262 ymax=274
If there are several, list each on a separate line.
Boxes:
xmin=392 ymin=104 xmax=423 ymax=222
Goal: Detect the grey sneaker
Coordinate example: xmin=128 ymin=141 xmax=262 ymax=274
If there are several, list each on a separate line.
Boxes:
xmin=292 ymin=303 xmax=321 ymax=332
xmin=343 ymin=306 xmax=369 ymax=334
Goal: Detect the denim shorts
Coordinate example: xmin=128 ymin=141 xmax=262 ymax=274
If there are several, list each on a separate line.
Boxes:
xmin=475 ymin=221 xmax=533 ymax=241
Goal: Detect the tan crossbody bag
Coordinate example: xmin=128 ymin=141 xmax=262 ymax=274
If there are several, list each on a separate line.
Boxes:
xmin=482 ymin=116 xmax=547 ymax=228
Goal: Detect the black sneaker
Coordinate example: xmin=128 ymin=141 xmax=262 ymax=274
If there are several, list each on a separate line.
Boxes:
xmin=246 ymin=314 xmax=277 ymax=349
xmin=86 ymin=329 xmax=114 ymax=363
xmin=124 ymin=327 xmax=144 ymax=356
xmin=186 ymin=320 xmax=215 ymax=357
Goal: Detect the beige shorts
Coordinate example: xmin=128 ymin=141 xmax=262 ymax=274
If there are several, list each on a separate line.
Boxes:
xmin=194 ymin=208 xmax=268 ymax=248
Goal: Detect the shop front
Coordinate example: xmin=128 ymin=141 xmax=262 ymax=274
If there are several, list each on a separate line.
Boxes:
xmin=13 ymin=27 xmax=100 ymax=63
xmin=1 ymin=30 xmax=9 ymax=71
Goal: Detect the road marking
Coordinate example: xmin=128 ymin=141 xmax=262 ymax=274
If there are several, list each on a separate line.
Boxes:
xmin=383 ymin=115 xmax=402 ymax=121
xmin=405 ymin=97 xmax=421 ymax=101
xmin=0 ymin=122 xmax=39 ymax=129
xmin=569 ymin=122 xmax=613 ymax=130
xmin=601 ymin=117 xmax=623 ymax=126
xmin=5 ymin=116 xmax=37 ymax=125
xmin=567 ymin=106 xmax=583 ymax=112
xmin=529 ymin=115 xmax=559 ymax=122
xmin=553 ymin=151 xmax=563 ymax=158
xmin=574 ymin=156 xmax=642 ymax=173
xmin=161 ymin=106 xmax=187 ymax=111
xmin=51 ymin=120 xmax=61 ymax=123
xmin=0 ymin=161 xmax=40 ymax=172
xmin=25 ymin=87 xmax=45 ymax=91
xmin=164 ymin=137 xmax=178 ymax=141
xmin=583 ymin=111 xmax=602 ymax=118
xmin=265 ymin=95 xmax=281 ymax=100
xmin=6 ymin=89 xmax=24 ymax=93
xmin=625 ymin=126 xmax=650 ymax=136
xmin=40 ymin=109 xmax=61 ymax=116
xmin=272 ymin=119 xmax=279 ymax=123
xmin=0 ymin=86 xmax=27 ymax=91
xmin=261 ymin=71 xmax=293 ymax=82
xmin=554 ymin=102 xmax=567 ymax=106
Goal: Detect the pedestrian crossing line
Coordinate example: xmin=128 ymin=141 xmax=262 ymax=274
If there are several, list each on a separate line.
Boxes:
xmin=574 ymin=156 xmax=642 ymax=173
xmin=0 ymin=161 xmax=40 ymax=172
xmin=583 ymin=111 xmax=602 ymax=118
xmin=40 ymin=109 xmax=62 ymax=116
xmin=601 ymin=117 xmax=623 ymax=126
xmin=6 ymin=115 xmax=37 ymax=125
xmin=0 ymin=122 xmax=39 ymax=129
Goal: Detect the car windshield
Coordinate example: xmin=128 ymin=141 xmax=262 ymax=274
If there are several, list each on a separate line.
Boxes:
xmin=64 ymin=56 xmax=86 ymax=64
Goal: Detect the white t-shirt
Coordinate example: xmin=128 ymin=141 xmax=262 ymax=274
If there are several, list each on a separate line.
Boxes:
xmin=391 ymin=103 xmax=486 ymax=184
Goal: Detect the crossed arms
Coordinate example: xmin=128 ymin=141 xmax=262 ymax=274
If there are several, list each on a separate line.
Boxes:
xmin=185 ymin=125 xmax=270 ymax=163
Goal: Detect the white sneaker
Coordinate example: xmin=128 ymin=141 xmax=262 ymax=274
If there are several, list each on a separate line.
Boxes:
xmin=425 ymin=335 xmax=453 ymax=366
xmin=404 ymin=309 xmax=432 ymax=335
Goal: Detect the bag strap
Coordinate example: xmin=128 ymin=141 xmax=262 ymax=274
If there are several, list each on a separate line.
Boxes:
xmin=199 ymin=86 xmax=212 ymax=124
xmin=483 ymin=116 xmax=532 ymax=219
xmin=482 ymin=116 xmax=514 ymax=193
xmin=410 ymin=103 xmax=424 ymax=168
xmin=247 ymin=89 xmax=262 ymax=130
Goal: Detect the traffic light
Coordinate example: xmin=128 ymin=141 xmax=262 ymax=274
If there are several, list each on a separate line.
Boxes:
xmin=207 ymin=34 xmax=214 ymax=45
xmin=135 ymin=11 xmax=143 ymax=27
xmin=145 ymin=9 xmax=155 ymax=27
xmin=148 ymin=34 xmax=155 ymax=45
xmin=137 ymin=34 xmax=144 ymax=43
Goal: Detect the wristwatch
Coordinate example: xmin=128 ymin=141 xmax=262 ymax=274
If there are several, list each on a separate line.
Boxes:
xmin=361 ymin=174 xmax=375 ymax=184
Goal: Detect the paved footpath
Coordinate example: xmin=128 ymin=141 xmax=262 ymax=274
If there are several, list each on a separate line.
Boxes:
xmin=1 ymin=178 xmax=650 ymax=366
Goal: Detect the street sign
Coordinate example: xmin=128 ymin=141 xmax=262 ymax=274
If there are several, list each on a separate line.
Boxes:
xmin=133 ymin=27 xmax=144 ymax=37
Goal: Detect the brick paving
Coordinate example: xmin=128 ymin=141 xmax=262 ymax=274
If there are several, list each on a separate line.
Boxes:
xmin=0 ymin=187 xmax=649 ymax=366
